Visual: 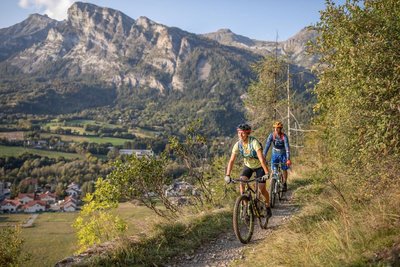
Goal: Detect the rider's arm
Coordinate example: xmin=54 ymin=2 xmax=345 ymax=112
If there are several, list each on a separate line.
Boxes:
xmin=284 ymin=134 xmax=290 ymax=160
xmin=256 ymin=149 xmax=269 ymax=175
xmin=226 ymin=152 xmax=237 ymax=176
xmin=226 ymin=142 xmax=239 ymax=176
xmin=263 ymin=133 xmax=273 ymax=157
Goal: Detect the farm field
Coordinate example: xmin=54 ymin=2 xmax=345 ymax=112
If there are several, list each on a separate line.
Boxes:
xmin=0 ymin=145 xmax=83 ymax=159
xmin=40 ymin=133 xmax=134 ymax=145
xmin=0 ymin=203 xmax=159 ymax=267
xmin=0 ymin=131 xmax=25 ymax=140
xmin=44 ymin=119 xmax=158 ymax=139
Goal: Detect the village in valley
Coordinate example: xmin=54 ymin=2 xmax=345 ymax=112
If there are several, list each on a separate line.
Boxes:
xmin=0 ymin=146 xmax=158 ymax=212
xmin=0 ymin=180 xmax=82 ymax=214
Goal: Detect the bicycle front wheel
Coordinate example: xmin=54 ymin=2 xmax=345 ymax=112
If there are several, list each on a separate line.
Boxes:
xmin=278 ymin=172 xmax=285 ymax=200
xmin=278 ymin=182 xmax=284 ymax=200
xmin=233 ymin=194 xmax=254 ymax=244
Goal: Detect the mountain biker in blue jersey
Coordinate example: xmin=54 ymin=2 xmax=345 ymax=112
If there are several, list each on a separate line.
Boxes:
xmin=225 ymin=123 xmax=272 ymax=218
xmin=263 ymin=121 xmax=292 ymax=192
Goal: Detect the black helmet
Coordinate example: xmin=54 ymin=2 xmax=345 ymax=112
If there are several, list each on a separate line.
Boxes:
xmin=237 ymin=123 xmax=252 ymax=132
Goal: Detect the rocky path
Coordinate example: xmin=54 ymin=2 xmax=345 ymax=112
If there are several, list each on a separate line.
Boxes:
xmin=167 ymin=191 xmax=299 ymax=267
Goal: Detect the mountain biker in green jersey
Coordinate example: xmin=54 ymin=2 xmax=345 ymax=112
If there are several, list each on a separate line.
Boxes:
xmin=225 ymin=123 xmax=272 ymax=218
xmin=263 ymin=121 xmax=292 ymax=192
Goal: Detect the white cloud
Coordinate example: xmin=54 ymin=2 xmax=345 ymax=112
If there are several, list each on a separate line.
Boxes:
xmin=18 ymin=0 xmax=79 ymax=20
xmin=18 ymin=0 xmax=30 ymax=8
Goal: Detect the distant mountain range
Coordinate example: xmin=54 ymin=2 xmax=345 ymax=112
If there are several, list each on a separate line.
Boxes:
xmin=0 ymin=2 xmax=317 ymax=136
xmin=202 ymin=27 xmax=318 ymax=69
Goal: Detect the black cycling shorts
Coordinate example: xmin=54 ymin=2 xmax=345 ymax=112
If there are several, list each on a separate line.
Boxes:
xmin=240 ymin=166 xmax=266 ymax=183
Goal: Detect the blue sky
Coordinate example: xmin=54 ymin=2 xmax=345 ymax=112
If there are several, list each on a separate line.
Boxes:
xmin=0 ymin=0 xmax=345 ymax=41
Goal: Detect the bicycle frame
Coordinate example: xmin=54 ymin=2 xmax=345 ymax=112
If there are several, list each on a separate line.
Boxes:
xmin=270 ymin=162 xmax=286 ymax=207
xmin=232 ymin=177 xmax=264 ymax=218
xmin=272 ymin=163 xmax=284 ymax=183
xmin=231 ymin=176 xmax=269 ymax=243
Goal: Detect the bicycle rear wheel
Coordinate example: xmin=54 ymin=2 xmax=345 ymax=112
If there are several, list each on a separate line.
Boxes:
xmin=233 ymin=194 xmax=254 ymax=244
xmin=269 ymin=178 xmax=277 ymax=208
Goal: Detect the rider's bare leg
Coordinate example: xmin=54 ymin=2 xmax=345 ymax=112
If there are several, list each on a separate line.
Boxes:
xmin=258 ymin=183 xmax=270 ymax=207
xmin=283 ymin=170 xmax=288 ymax=184
xmin=239 ymin=176 xmax=249 ymax=195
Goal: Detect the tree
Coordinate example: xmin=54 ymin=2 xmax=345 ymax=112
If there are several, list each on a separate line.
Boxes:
xmin=73 ymin=178 xmax=126 ymax=253
xmin=55 ymin=182 xmax=65 ymax=199
xmin=169 ymin=120 xmax=213 ymax=206
xmin=81 ymin=181 xmax=94 ymax=197
xmin=310 ymin=0 xmax=400 ymax=202
xmin=312 ymin=0 xmax=400 ymax=164
xmin=108 ymin=154 xmax=179 ymax=219
xmin=245 ymin=55 xmax=287 ymax=134
xmin=0 ymin=226 xmax=29 ymax=266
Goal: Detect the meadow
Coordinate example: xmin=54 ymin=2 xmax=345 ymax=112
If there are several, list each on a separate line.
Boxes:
xmin=0 ymin=145 xmax=83 ymax=160
xmin=40 ymin=133 xmax=135 ymax=146
xmin=0 ymin=202 xmax=157 ymax=267
xmin=43 ymin=119 xmax=158 ymax=139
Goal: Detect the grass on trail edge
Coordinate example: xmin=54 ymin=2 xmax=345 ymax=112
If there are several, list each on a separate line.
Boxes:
xmin=235 ymin=171 xmax=400 ymax=267
xmin=79 ymin=209 xmax=232 ymax=266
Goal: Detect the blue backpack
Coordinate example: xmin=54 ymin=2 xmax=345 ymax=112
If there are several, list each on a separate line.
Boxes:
xmin=238 ymin=136 xmax=263 ymax=159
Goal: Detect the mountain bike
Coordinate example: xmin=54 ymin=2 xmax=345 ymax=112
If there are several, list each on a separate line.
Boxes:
xmin=269 ymin=162 xmax=286 ymax=208
xmin=230 ymin=176 xmax=269 ymax=244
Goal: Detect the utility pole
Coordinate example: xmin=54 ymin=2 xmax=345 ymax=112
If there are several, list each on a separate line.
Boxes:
xmin=273 ymin=31 xmax=279 ymax=121
xmin=287 ymin=61 xmax=290 ymax=139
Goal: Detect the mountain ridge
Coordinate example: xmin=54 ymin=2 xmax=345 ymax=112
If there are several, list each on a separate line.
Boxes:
xmin=202 ymin=26 xmax=318 ymax=69
xmin=0 ymin=2 xmax=316 ymax=136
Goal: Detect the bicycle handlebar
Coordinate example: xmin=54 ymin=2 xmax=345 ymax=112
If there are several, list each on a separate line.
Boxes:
xmin=231 ymin=176 xmax=267 ymax=184
xmin=270 ymin=162 xmax=287 ymax=166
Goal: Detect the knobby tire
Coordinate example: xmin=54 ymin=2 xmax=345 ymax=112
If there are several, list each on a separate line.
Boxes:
xmin=233 ymin=194 xmax=254 ymax=244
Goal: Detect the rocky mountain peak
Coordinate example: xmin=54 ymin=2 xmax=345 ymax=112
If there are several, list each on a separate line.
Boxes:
xmin=0 ymin=13 xmax=57 ymax=61
xmin=0 ymin=13 xmax=56 ymax=37
xmin=217 ymin=28 xmax=233 ymax=34
xmin=27 ymin=13 xmax=54 ymax=24
xmin=67 ymin=1 xmax=134 ymax=36
xmin=203 ymin=27 xmax=318 ymax=69
xmin=202 ymin=29 xmax=256 ymax=47
xmin=136 ymin=16 xmax=153 ymax=29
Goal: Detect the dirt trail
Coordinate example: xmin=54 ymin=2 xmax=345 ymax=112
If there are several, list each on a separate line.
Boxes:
xmin=167 ymin=191 xmax=299 ymax=267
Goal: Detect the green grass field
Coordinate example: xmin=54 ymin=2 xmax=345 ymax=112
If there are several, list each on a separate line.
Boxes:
xmin=40 ymin=133 xmax=134 ymax=145
xmin=0 ymin=203 xmax=158 ymax=267
xmin=0 ymin=145 xmax=83 ymax=159
xmin=44 ymin=119 xmax=158 ymax=139
xmin=129 ymin=127 xmax=158 ymax=138
xmin=45 ymin=119 xmax=120 ymax=130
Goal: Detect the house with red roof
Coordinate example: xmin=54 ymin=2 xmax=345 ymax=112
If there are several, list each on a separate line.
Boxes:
xmin=23 ymin=200 xmax=47 ymax=213
xmin=62 ymin=201 xmax=77 ymax=212
xmin=39 ymin=192 xmax=57 ymax=204
xmin=0 ymin=199 xmax=21 ymax=212
xmin=17 ymin=193 xmax=36 ymax=204
xmin=61 ymin=196 xmax=78 ymax=212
